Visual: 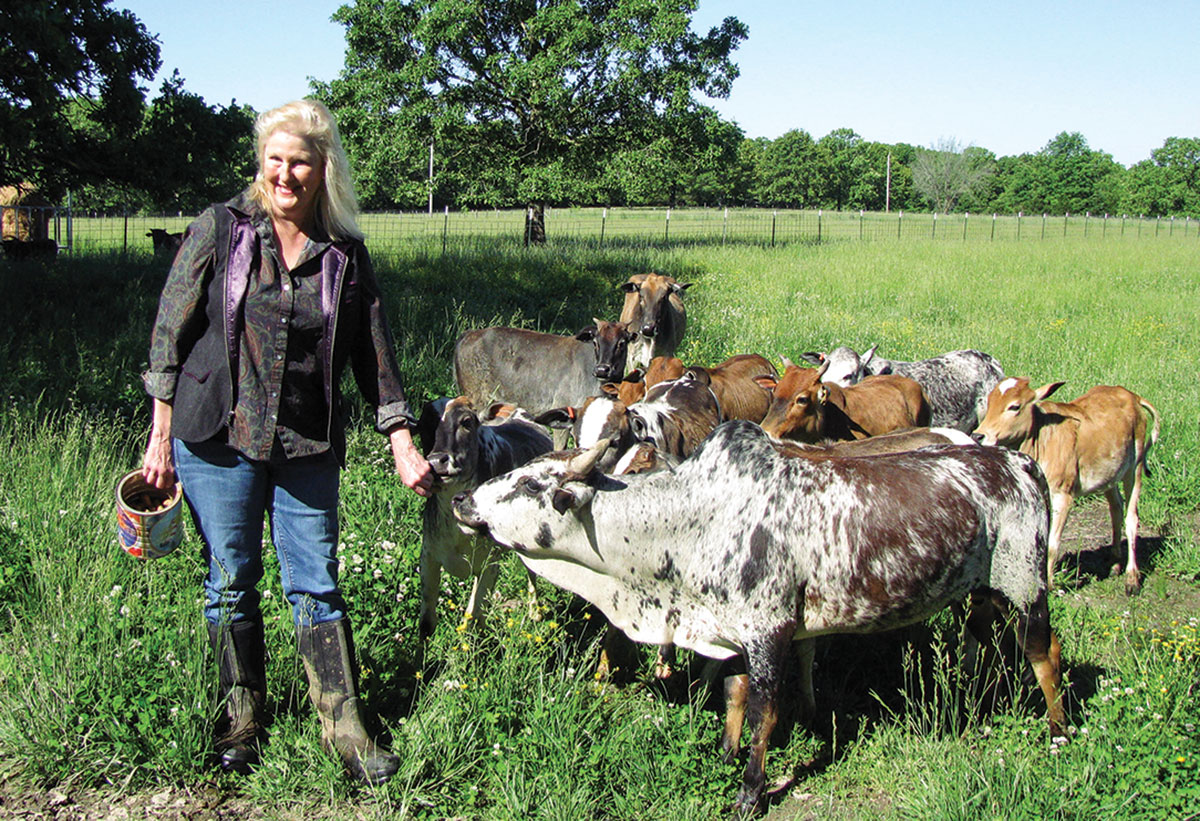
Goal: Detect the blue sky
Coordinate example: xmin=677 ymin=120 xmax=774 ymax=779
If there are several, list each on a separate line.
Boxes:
xmin=117 ymin=0 xmax=1199 ymax=167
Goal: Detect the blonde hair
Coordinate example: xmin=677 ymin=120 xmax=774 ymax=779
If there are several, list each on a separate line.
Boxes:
xmin=249 ymin=99 xmax=363 ymax=241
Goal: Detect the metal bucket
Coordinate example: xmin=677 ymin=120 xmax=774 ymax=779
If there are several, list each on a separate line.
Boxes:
xmin=116 ymin=470 xmax=184 ymax=559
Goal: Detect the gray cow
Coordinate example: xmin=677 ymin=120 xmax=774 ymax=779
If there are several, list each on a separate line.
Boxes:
xmin=455 ymin=320 xmax=636 ymax=446
xmin=454 ymin=420 xmax=1066 ymax=815
xmin=803 ymin=345 xmax=1004 ymax=432
xmin=416 ymin=397 xmax=553 ymax=638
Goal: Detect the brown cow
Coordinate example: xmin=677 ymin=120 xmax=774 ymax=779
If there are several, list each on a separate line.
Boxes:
xmin=618 ymin=273 xmax=689 ymax=371
xmin=757 ymin=359 xmax=930 ymax=442
xmin=607 ymin=354 xmax=776 ymax=423
xmin=972 ymin=378 xmax=1160 ymax=595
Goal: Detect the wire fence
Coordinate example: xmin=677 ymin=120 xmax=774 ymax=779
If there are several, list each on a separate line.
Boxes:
xmin=9 ymin=205 xmax=1200 ymax=258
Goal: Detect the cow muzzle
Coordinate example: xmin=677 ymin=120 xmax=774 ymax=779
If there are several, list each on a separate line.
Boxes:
xmin=451 ymin=492 xmax=487 ymax=533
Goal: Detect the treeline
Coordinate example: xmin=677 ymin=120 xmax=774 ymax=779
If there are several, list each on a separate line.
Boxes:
xmin=366 ymin=126 xmax=1200 ymax=219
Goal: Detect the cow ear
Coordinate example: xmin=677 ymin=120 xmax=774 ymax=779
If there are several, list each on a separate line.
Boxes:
xmin=552 ymin=487 xmax=577 ymax=514
xmin=800 ymin=352 xmax=825 ymax=366
xmin=534 ymin=408 xmax=575 ymax=430
xmin=485 ymin=402 xmax=515 ymax=421
xmin=815 ymin=359 xmax=831 ymax=380
xmin=779 ymin=354 xmax=795 ymax=369
xmin=862 ymin=345 xmax=878 ymax=367
xmin=600 ymin=382 xmax=620 ymax=398
xmin=671 ymin=281 xmax=693 ymax=293
xmin=417 ymin=399 xmax=448 ymax=453
xmin=1034 ymin=381 xmax=1066 ymax=401
xmin=753 ymin=374 xmax=777 ymax=391
xmin=623 ymin=368 xmax=645 ymax=384
xmin=620 ymin=281 xmax=639 ymax=293
xmin=575 ymin=324 xmax=597 ymax=341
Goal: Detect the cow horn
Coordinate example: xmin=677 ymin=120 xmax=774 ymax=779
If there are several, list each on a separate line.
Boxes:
xmin=566 ymin=437 xmax=610 ymax=477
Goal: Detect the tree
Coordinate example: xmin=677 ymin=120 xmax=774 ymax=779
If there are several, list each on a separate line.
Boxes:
xmin=1124 ymin=137 xmax=1200 ymax=216
xmin=911 ymin=137 xmax=994 ymax=213
xmin=753 ymin=129 xmax=821 ymax=208
xmin=1 ymin=0 xmax=160 ymax=197
xmin=134 ymin=73 xmax=257 ymax=212
xmin=316 ymin=0 xmax=747 ymax=240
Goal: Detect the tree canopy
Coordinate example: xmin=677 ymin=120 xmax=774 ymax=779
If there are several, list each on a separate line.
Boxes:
xmin=315 ymin=0 xmax=747 ymax=237
xmin=1 ymin=0 xmax=160 ymax=197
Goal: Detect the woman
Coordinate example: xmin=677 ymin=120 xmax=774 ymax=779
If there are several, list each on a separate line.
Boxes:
xmin=141 ymin=99 xmax=432 ymax=784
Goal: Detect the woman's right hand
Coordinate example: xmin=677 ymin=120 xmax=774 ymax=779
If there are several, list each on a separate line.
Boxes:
xmin=142 ymin=398 xmax=176 ymax=490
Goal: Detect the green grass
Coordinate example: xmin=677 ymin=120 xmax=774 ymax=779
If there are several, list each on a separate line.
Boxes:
xmin=0 ymin=238 xmax=1197 ymax=818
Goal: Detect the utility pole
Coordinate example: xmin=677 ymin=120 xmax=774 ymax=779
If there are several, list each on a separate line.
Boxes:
xmin=428 ymin=140 xmax=434 ymax=215
xmin=885 ymin=151 xmax=892 ymax=213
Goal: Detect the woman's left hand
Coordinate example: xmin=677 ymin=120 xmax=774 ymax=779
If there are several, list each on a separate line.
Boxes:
xmin=389 ymin=426 xmax=433 ymax=497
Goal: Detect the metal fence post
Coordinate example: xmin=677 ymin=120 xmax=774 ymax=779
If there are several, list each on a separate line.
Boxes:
xmin=897 ymin=210 xmax=902 ymax=239
xmin=600 ymin=207 xmax=606 ymax=246
xmin=932 ymin=212 xmax=937 ymax=239
xmin=1041 ymin=212 xmax=1046 ymax=240
xmin=1064 ymin=212 xmax=1069 ymax=237
xmin=771 ymin=210 xmax=778 ymax=248
xmin=442 ymin=205 xmax=449 ymax=254
xmin=963 ymin=211 xmax=968 ymax=241
xmin=664 ymin=208 xmax=670 ymax=244
xmin=860 ymin=209 xmax=864 ymax=241
xmin=722 ymin=207 xmax=728 ymax=246
xmin=991 ymin=213 xmax=996 ymax=241
xmin=1103 ymin=213 xmax=1108 ymax=238
xmin=122 ymin=206 xmax=128 ymax=255
xmin=815 ymin=210 xmax=820 ymax=244
xmin=1017 ymin=212 xmax=1022 ymax=241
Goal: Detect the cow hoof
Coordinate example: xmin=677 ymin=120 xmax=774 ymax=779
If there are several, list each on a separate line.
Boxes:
xmin=730 ymin=793 xmax=762 ymax=819
xmin=1124 ymin=576 xmax=1142 ymax=597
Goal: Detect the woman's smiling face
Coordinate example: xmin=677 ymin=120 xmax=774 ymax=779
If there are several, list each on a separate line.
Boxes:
xmin=262 ymin=130 xmax=324 ymax=225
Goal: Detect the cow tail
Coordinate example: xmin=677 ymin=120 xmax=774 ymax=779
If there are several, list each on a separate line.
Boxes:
xmin=1139 ymin=397 xmax=1162 ymax=478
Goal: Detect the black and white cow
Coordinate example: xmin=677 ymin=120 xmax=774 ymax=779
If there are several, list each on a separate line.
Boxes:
xmin=802 ymin=346 xmax=1005 ymax=433
xmin=453 ymin=420 xmax=1066 ymax=815
xmin=416 ymin=397 xmax=553 ymax=638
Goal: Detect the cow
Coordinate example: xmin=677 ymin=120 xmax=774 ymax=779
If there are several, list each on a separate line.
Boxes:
xmin=455 ymin=320 xmax=637 ymax=445
xmin=453 ymin=421 xmax=1066 ymax=815
xmin=538 ymin=374 xmax=724 ymax=466
xmin=415 ymin=397 xmax=554 ymax=638
xmin=802 ymin=346 xmax=1005 ymax=432
xmin=972 ymin=378 xmax=1161 ymax=595
xmin=618 ymin=273 xmax=690 ymax=371
xmin=757 ymin=360 xmax=930 ymax=443
xmin=609 ymin=354 xmax=777 ymax=424
xmin=146 ymin=228 xmax=184 ymax=255
xmin=1 ymin=239 xmax=57 ymax=260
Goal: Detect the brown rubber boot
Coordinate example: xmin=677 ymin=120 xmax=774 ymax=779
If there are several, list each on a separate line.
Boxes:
xmin=296 ymin=618 xmax=399 ymax=785
xmin=208 ymin=618 xmax=267 ymax=774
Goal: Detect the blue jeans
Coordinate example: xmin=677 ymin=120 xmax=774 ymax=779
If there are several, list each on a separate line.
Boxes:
xmin=173 ymin=438 xmax=346 ymax=627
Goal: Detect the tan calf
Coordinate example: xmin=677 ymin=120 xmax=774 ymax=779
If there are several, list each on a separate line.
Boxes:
xmin=972 ymin=378 xmax=1160 ymax=594
xmin=756 ymin=360 xmax=930 ymax=442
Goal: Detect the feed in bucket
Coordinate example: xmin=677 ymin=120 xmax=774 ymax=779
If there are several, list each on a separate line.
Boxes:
xmin=116 ymin=470 xmax=184 ymax=559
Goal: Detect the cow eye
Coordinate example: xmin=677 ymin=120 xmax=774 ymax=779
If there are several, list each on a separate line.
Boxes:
xmin=518 ymin=476 xmax=544 ymax=494
xmin=1007 ymin=403 xmax=1021 ymax=412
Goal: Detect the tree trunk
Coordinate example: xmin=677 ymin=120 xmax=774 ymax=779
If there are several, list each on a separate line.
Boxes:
xmin=525 ymin=202 xmax=546 ymax=245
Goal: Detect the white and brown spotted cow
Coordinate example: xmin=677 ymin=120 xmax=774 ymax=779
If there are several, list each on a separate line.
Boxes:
xmin=454 ymin=420 xmax=1066 ymax=815
xmin=973 ymin=377 xmax=1160 ymax=595
xmin=416 ymin=397 xmax=553 ymax=638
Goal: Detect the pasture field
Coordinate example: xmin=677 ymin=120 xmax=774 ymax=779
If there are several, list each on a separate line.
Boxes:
xmin=63 ymin=205 xmax=1200 ymax=255
xmin=0 ymin=237 xmax=1197 ymax=819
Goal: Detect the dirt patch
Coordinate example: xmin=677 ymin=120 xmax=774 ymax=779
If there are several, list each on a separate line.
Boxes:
xmin=0 ymin=783 xmax=264 ymax=821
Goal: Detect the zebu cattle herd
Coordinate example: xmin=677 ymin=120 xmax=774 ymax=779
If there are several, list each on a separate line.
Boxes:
xmin=418 ymin=272 xmax=1160 ymax=815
